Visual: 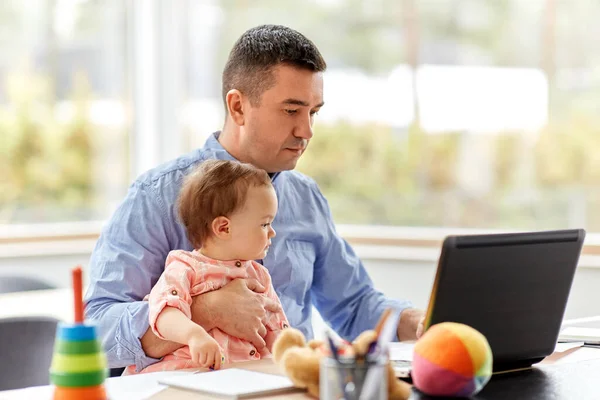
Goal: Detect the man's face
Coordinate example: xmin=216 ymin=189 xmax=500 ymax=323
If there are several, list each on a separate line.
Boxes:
xmin=241 ymin=65 xmax=324 ymax=173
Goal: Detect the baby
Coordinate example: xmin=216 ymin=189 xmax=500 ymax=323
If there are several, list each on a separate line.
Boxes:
xmin=132 ymin=159 xmax=289 ymax=373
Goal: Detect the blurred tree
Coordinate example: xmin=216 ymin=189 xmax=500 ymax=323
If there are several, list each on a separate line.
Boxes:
xmin=298 ymin=122 xmax=409 ymax=223
xmin=422 ymin=132 xmax=460 ymax=190
xmin=60 ymin=70 xmax=94 ymax=208
xmin=535 ymin=115 xmax=600 ymax=187
xmin=493 ymin=133 xmax=520 ymax=191
xmin=0 ymin=0 xmax=126 ymax=223
xmin=2 ymin=69 xmax=53 ymax=217
xmin=297 ymin=122 xmax=460 ymax=224
xmin=3 ymin=0 xmax=600 ymax=230
xmin=0 ymin=67 xmax=95 ymax=223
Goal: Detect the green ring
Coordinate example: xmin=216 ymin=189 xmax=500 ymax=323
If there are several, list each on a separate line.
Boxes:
xmin=50 ymin=353 xmax=107 ymax=373
xmin=50 ymin=370 xmax=107 ymax=387
xmin=54 ymin=339 xmax=101 ymax=355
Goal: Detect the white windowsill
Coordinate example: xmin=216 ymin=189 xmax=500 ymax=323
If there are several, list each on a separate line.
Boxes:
xmin=1 ymin=222 xmax=600 ymax=268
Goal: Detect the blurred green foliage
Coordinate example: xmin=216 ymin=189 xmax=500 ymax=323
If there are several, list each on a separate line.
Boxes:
xmin=0 ymin=69 xmax=94 ymax=223
xmin=297 ymin=123 xmax=461 ymax=225
xmin=297 ymin=117 xmax=600 ymax=229
xmin=536 ymin=115 xmax=600 ymax=187
xmin=3 ymin=66 xmax=600 ymax=229
xmin=3 ymin=0 xmax=600 ymax=229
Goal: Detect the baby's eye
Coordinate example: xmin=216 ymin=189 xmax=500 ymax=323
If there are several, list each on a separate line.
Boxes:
xmin=261 ymin=223 xmax=270 ymax=228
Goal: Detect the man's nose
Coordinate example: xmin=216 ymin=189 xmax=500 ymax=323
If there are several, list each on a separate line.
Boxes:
xmin=294 ymin=113 xmax=314 ymax=140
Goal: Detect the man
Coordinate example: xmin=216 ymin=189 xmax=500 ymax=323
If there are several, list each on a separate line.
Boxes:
xmin=85 ymin=24 xmax=424 ymax=371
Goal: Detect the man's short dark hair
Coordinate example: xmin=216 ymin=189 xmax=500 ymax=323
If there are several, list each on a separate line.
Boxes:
xmin=222 ymin=24 xmax=327 ymax=107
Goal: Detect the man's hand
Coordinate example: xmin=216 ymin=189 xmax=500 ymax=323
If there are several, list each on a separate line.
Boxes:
xmin=397 ymin=308 xmax=425 ymax=341
xmin=190 ymin=278 xmax=282 ymax=349
xmin=416 ymin=315 xmax=425 ymax=339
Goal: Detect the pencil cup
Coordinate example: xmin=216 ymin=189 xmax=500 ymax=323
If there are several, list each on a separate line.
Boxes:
xmin=49 ymin=322 xmax=108 ymax=400
xmin=320 ymin=356 xmax=387 ymax=400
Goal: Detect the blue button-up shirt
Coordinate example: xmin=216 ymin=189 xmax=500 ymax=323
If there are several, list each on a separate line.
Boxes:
xmin=85 ymin=132 xmax=412 ymax=371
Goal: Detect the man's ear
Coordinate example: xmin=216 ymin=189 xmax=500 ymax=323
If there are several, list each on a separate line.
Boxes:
xmin=211 ymin=216 xmax=231 ymax=239
xmin=226 ymin=89 xmax=245 ymax=126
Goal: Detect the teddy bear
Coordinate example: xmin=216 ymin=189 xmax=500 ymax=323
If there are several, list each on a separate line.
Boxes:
xmin=272 ymin=327 xmax=411 ymax=399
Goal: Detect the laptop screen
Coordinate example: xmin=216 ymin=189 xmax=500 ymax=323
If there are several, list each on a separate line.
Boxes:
xmin=424 ymin=229 xmax=585 ymax=371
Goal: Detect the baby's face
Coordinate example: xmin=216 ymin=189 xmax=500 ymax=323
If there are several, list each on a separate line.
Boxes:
xmin=227 ymin=185 xmax=278 ymax=261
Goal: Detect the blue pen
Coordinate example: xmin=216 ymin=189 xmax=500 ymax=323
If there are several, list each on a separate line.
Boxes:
xmin=366 ymin=340 xmax=378 ymax=360
xmin=208 ymin=354 xmax=226 ymax=371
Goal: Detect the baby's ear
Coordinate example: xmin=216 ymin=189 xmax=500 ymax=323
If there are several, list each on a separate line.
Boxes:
xmin=212 ymin=216 xmax=231 ymax=239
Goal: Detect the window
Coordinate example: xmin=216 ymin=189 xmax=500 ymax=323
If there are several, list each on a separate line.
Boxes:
xmin=0 ymin=0 xmax=130 ymax=224
xmin=184 ymin=0 xmax=600 ymax=231
xmin=4 ymin=0 xmax=600 ymax=233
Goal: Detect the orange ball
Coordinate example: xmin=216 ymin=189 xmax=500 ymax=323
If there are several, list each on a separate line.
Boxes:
xmin=412 ymin=322 xmax=493 ymax=397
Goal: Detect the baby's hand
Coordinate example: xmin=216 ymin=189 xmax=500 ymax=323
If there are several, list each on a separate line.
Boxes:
xmin=188 ymin=334 xmax=223 ymax=370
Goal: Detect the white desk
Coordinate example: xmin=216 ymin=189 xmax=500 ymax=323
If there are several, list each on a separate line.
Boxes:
xmin=0 ymin=370 xmax=193 ymax=400
xmin=0 ymin=360 xmax=309 ymax=400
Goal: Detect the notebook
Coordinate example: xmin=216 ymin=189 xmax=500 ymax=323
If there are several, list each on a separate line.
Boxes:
xmin=558 ymin=327 xmax=600 ymax=345
xmin=389 ymin=342 xmax=414 ymax=378
xmin=157 ymin=368 xmax=299 ymax=399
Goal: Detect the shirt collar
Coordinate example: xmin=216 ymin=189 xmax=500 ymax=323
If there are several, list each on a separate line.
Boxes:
xmin=205 ymin=131 xmax=281 ymax=182
xmin=192 ymin=249 xmax=253 ymax=269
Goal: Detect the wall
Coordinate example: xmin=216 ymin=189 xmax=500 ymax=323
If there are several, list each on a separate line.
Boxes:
xmin=364 ymin=258 xmax=600 ymax=321
xmin=1 ymin=248 xmax=598 ymax=330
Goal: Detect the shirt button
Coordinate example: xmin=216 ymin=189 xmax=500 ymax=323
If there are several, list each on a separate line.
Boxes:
xmin=235 ymin=261 xmax=242 ymax=268
xmin=249 ymin=349 xmax=256 ymax=356
xmin=171 ymin=290 xmax=178 ymax=296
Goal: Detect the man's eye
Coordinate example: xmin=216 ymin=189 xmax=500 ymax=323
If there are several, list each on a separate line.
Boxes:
xmin=310 ymin=110 xmax=319 ymax=116
xmin=284 ymin=109 xmax=298 ymax=115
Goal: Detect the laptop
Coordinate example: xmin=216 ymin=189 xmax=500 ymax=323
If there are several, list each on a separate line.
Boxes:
xmin=393 ymin=229 xmax=586 ymax=377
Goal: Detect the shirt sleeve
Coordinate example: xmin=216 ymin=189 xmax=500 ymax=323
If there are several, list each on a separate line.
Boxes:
xmin=308 ymin=183 xmax=414 ymax=342
xmin=84 ymin=180 xmax=178 ymax=372
xmin=148 ymin=257 xmax=197 ymax=340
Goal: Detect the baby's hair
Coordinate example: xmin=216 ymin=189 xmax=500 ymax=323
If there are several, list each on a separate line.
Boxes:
xmin=178 ymin=159 xmax=272 ymax=248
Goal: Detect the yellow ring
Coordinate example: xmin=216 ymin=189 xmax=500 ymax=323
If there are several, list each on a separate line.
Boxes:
xmin=50 ymin=353 xmax=107 ymax=373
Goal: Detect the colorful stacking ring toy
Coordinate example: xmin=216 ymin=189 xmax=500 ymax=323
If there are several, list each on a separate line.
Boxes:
xmin=49 ymin=266 xmax=108 ymax=400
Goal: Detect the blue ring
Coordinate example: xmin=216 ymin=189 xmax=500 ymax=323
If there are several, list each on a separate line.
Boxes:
xmin=56 ymin=323 xmax=98 ymax=341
